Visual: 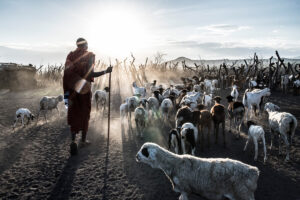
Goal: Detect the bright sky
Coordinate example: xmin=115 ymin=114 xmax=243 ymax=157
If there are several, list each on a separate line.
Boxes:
xmin=0 ymin=0 xmax=300 ymax=64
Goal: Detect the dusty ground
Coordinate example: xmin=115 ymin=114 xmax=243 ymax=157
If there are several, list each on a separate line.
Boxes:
xmin=0 ymin=67 xmax=299 ymax=200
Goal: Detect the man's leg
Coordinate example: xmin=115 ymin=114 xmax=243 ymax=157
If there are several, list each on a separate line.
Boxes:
xmin=72 ymin=132 xmax=77 ymax=142
xmin=70 ymin=131 xmax=78 ymax=155
xmin=80 ymin=131 xmax=91 ymax=147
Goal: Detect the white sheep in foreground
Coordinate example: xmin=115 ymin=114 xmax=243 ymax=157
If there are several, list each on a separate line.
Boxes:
xmin=13 ymin=108 xmax=35 ymax=128
xmin=37 ymin=95 xmax=63 ymax=121
xmin=242 ymin=88 xmax=271 ymax=121
xmin=264 ymin=102 xmax=297 ymax=161
xmin=136 ymin=142 xmax=259 ymax=200
xmin=230 ymin=85 xmax=239 ymax=101
xmin=94 ymin=87 xmax=109 ymax=111
xmin=133 ymin=82 xmax=147 ymax=97
xmin=244 ymin=121 xmax=267 ymax=163
xmin=180 ymin=122 xmax=198 ymax=155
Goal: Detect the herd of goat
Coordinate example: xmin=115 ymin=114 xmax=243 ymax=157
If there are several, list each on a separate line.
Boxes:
xmin=10 ymin=52 xmax=300 ymax=200
xmin=120 ymin=74 xmax=297 ymax=163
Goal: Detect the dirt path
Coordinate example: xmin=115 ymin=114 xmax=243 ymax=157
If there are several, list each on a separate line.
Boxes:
xmin=0 ymin=68 xmax=299 ymax=199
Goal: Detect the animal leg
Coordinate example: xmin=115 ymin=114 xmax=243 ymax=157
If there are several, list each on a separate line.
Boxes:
xmin=278 ymin=135 xmax=282 ymax=155
xmin=229 ymin=118 xmax=232 ymax=133
xmin=214 ymin=124 xmax=218 ymax=144
xmin=179 ymin=192 xmax=189 ymax=200
xmin=192 ymin=147 xmax=196 ymax=156
xmin=207 ymin=123 xmax=211 ymax=148
xmin=222 ymin=122 xmax=226 ymax=147
xmin=270 ymin=131 xmax=274 ymax=151
xmin=13 ymin=117 xmax=18 ymax=129
xmin=44 ymin=111 xmax=47 ymax=123
xmin=254 ymin=138 xmax=258 ymax=161
xmin=282 ymin=134 xmax=290 ymax=161
xmin=200 ymin=125 xmax=204 ymax=151
xmin=245 ymin=107 xmax=249 ymax=122
xmin=21 ymin=116 xmax=25 ymax=127
xmin=262 ymin=135 xmax=267 ymax=163
xmin=244 ymin=137 xmax=250 ymax=151
xmin=26 ymin=116 xmax=30 ymax=125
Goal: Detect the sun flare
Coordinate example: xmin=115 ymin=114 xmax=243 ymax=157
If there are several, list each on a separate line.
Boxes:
xmin=86 ymin=6 xmax=148 ymax=57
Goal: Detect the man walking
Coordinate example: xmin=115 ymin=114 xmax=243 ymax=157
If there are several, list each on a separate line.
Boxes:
xmin=63 ymin=38 xmax=112 ymax=155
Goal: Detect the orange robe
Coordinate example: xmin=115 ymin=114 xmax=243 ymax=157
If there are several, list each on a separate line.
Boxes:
xmin=63 ymin=48 xmax=95 ymax=133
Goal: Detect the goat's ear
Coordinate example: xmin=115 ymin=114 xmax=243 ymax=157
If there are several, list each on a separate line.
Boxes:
xmin=141 ymin=147 xmax=149 ymax=158
xmin=275 ymin=105 xmax=280 ymax=110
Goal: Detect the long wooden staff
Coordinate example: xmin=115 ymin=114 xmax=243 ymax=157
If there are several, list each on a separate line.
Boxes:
xmin=107 ymin=64 xmax=112 ymax=141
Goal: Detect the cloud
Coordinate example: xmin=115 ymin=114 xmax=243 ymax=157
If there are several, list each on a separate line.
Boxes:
xmin=197 ymin=24 xmax=251 ymax=35
xmin=167 ymin=40 xmax=300 ymax=59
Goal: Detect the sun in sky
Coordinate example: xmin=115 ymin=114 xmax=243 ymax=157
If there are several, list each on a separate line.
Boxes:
xmin=85 ymin=5 xmax=150 ymax=58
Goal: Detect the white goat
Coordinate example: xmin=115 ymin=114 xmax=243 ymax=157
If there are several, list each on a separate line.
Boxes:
xmin=37 ymin=95 xmax=63 ymax=121
xmin=134 ymin=105 xmax=148 ymax=137
xmin=120 ymin=102 xmax=128 ymax=123
xmin=160 ymin=98 xmax=174 ymax=127
xmin=126 ymin=96 xmax=139 ymax=124
xmin=162 ymin=87 xmax=180 ymax=98
xmin=249 ymin=80 xmax=257 ymax=89
xmin=147 ymin=96 xmax=160 ymax=121
xmin=180 ymin=122 xmax=198 ymax=155
xmin=244 ymin=121 xmax=267 ymax=163
xmin=204 ymin=79 xmax=212 ymax=93
xmin=136 ymin=142 xmax=260 ymax=200
xmin=294 ymin=79 xmax=300 ymax=88
xmin=13 ymin=108 xmax=35 ymax=128
xmin=231 ymin=85 xmax=239 ymax=101
xmin=242 ymin=88 xmax=271 ymax=121
xmin=94 ymin=87 xmax=109 ymax=111
xmin=180 ymin=92 xmax=203 ymax=110
xmin=202 ymin=93 xmax=213 ymax=108
xmin=264 ymin=102 xmax=297 ymax=161
xmin=281 ymin=75 xmax=289 ymax=94
xmin=133 ymin=82 xmax=147 ymax=97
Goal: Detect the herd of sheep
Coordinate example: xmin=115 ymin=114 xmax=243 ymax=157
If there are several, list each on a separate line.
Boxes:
xmin=11 ymin=72 xmax=298 ymax=200
xmin=119 ymin=77 xmax=297 ymax=200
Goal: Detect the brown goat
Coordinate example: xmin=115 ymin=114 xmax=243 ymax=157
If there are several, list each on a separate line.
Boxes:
xmin=197 ymin=104 xmax=212 ymax=150
xmin=210 ymin=97 xmax=226 ymax=147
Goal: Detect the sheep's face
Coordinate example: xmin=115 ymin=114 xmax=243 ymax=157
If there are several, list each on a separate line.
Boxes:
xmin=246 ymin=120 xmax=256 ymax=129
xmin=139 ymin=98 xmax=147 ymax=109
xmin=30 ymin=114 xmax=35 ymax=121
xmin=104 ymin=87 xmax=109 ymax=92
xmin=58 ymin=95 xmax=64 ymax=102
xmin=136 ymin=143 xmax=159 ymax=168
xmin=128 ymin=97 xmax=137 ymax=110
xmin=264 ymin=102 xmax=280 ymax=112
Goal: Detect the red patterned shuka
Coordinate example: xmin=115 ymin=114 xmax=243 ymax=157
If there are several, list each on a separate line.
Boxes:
xmin=63 ymin=48 xmax=95 ymax=133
